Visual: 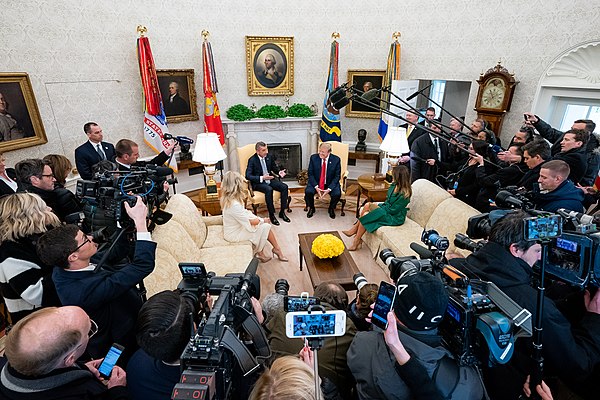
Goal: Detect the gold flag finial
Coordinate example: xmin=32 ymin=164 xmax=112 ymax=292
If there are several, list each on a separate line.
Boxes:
xmin=392 ymin=32 xmax=401 ymax=41
xmin=202 ymin=30 xmax=210 ymax=40
xmin=137 ymin=25 xmax=147 ymax=37
xmin=331 ymin=32 xmax=340 ymax=40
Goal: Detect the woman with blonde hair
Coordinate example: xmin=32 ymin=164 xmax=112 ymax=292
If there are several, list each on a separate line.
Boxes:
xmin=249 ymin=356 xmax=322 ymax=400
xmin=221 ymin=171 xmax=288 ymax=263
xmin=0 ymin=193 xmax=62 ymax=323
xmin=43 ymin=154 xmax=72 ymax=188
xmin=343 ymin=165 xmax=412 ymax=251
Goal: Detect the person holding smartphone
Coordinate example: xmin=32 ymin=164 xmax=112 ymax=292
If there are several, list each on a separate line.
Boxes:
xmin=0 ymin=306 xmax=128 ymax=399
xmin=347 ymin=270 xmax=484 ymax=400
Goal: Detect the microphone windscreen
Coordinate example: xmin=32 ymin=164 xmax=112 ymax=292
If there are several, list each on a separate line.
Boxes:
xmin=151 ymin=166 xmax=174 ymax=177
xmin=361 ymin=88 xmax=380 ymax=102
xmin=409 ymin=242 xmax=434 ymax=259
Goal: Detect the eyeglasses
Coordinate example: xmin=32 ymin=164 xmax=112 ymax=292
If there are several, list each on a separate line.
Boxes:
xmin=88 ymin=319 xmax=98 ymax=339
xmin=40 ymin=174 xmax=55 ymax=178
xmin=72 ymin=235 xmax=91 ymax=253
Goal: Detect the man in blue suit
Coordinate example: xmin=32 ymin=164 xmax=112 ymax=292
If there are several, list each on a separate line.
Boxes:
xmin=305 ymin=142 xmax=341 ymax=219
xmin=74 ymin=122 xmax=116 ymax=180
xmin=246 ymin=141 xmax=290 ymax=226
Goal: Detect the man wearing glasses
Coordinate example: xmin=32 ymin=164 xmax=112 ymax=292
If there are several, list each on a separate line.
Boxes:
xmin=0 ymin=306 xmax=128 ymax=399
xmin=37 ymin=196 xmax=155 ymax=362
xmin=14 ymin=158 xmax=81 ymax=222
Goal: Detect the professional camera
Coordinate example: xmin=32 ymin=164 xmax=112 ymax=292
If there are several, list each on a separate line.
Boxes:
xmin=173 ymin=259 xmax=270 ymax=400
xmin=75 ymin=165 xmax=174 ymax=229
xmin=466 ymin=213 xmax=492 ymax=239
xmin=274 ymin=278 xmax=290 ymax=296
xmin=454 ymin=233 xmax=486 ymax=253
xmin=421 ymin=229 xmax=449 ymax=251
xmin=353 ymin=273 xmax=368 ymax=290
xmin=379 ymin=247 xmax=532 ymax=368
xmin=494 ymin=186 xmax=534 ymax=210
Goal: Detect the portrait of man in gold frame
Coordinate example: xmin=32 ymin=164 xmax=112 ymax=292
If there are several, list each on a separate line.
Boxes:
xmin=0 ymin=72 xmax=47 ymax=152
xmin=156 ymin=69 xmax=199 ymax=124
xmin=346 ymin=69 xmax=386 ymax=118
xmin=246 ymin=36 xmax=294 ymax=96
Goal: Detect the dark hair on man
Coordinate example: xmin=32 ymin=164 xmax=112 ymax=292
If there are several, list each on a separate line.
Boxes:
xmin=426 ymin=107 xmax=436 ymax=114
xmin=472 ymin=140 xmax=490 ymax=157
xmin=15 ymin=158 xmax=48 ymax=186
xmin=135 ymin=291 xmax=194 ymax=363
xmin=518 ymin=126 xmax=535 ymax=142
xmin=115 ymin=139 xmax=137 ymax=158
xmin=489 ymin=210 xmax=536 ymax=252
xmin=564 ymin=129 xmax=589 ymax=146
xmin=36 ymin=224 xmax=80 ymax=269
xmin=522 ymin=139 xmax=551 ymax=160
xmin=508 ymin=142 xmax=525 ymax=156
xmin=480 ymin=129 xmax=497 ymax=145
xmin=83 ymin=122 xmax=98 ymax=134
xmin=541 ymin=159 xmax=570 ymax=179
xmin=574 ymin=119 xmax=596 ymax=133
xmin=255 ymin=141 xmax=267 ymax=150
xmin=314 ymin=282 xmax=348 ymax=311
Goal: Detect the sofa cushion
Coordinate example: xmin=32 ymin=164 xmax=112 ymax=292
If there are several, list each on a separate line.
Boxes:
xmin=198 ymin=245 xmax=255 ymax=277
xmin=204 ymin=225 xmax=251 ymax=248
xmin=144 ymin=248 xmax=181 ymax=297
xmin=379 ymin=218 xmax=428 ymax=258
xmin=165 ymin=194 xmax=208 ymax=247
xmin=406 ymin=179 xmax=451 ymax=227
xmin=152 ymin=219 xmax=204 ymax=263
xmin=425 ymin=197 xmax=480 ymax=253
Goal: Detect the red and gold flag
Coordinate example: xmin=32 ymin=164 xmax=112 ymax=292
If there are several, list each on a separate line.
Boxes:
xmin=203 ymin=39 xmax=224 ymax=145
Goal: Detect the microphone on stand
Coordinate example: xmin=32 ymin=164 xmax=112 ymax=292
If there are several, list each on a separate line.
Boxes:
xmin=360 ymin=88 xmax=382 ymax=102
xmin=406 ymin=84 xmax=433 ymax=101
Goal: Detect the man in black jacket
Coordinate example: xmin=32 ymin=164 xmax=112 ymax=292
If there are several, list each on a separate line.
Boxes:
xmin=525 ymin=113 xmax=599 ymax=186
xmin=451 ymin=211 xmax=600 ymax=398
xmin=549 ymin=128 xmax=588 ymax=184
xmin=517 ymin=139 xmax=551 ymax=191
xmin=410 ymin=120 xmax=451 ymax=184
xmin=0 ymin=306 xmax=128 ymax=399
xmin=75 ymin=122 xmax=116 ymax=180
xmin=114 ymin=138 xmax=174 ymax=171
xmin=15 ymin=158 xmax=81 ymax=222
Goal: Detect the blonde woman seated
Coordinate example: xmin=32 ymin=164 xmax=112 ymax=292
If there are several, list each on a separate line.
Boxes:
xmin=343 ymin=165 xmax=411 ymax=251
xmin=221 ymin=171 xmax=288 ymax=263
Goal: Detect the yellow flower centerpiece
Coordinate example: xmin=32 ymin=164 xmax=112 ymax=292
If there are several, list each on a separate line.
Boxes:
xmin=311 ymin=234 xmax=345 ymax=259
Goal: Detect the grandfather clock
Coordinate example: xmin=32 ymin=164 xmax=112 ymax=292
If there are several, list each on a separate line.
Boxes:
xmin=474 ymin=62 xmax=518 ymax=138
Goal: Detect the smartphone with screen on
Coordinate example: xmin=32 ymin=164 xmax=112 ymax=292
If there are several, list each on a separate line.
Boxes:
xmin=371 ymin=281 xmax=398 ymax=330
xmin=283 ymin=294 xmax=320 ymax=312
xmin=285 ymin=310 xmax=346 ymax=338
xmin=98 ymin=343 xmax=124 ymax=379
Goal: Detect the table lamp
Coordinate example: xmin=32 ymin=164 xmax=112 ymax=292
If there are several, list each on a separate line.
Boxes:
xmin=379 ymin=126 xmax=409 ymax=183
xmin=192 ymin=132 xmax=227 ymax=197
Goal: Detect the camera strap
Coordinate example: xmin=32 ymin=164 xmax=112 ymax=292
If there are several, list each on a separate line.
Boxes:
xmin=233 ymin=305 xmax=271 ymax=359
xmin=220 ymin=326 xmax=260 ymax=376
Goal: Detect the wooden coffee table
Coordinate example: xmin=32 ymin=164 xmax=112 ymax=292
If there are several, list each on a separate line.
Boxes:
xmin=355 ymin=173 xmax=389 ymax=217
xmin=298 ymin=231 xmax=361 ymax=290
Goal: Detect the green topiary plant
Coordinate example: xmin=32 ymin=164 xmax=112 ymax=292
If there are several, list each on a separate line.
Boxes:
xmin=286 ymin=103 xmax=313 ymax=118
xmin=256 ymin=105 xmax=287 ymax=119
xmin=226 ymin=104 xmax=256 ymax=121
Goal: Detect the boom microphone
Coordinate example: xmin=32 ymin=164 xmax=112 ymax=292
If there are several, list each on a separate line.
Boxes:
xmin=146 ymin=165 xmax=174 ymax=177
xmin=361 ymin=88 xmax=382 ymax=102
xmin=406 ymin=83 xmax=433 ymax=102
xmin=163 ymin=133 xmax=195 ymax=144
xmin=410 ymin=242 xmax=434 ymax=259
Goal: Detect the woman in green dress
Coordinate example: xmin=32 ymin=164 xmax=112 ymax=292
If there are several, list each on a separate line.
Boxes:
xmin=342 ymin=165 xmax=411 ymax=251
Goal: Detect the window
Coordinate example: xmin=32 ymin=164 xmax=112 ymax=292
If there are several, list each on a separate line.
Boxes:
xmin=556 ymin=101 xmax=600 ymax=131
xmin=428 ymin=80 xmax=446 ymax=117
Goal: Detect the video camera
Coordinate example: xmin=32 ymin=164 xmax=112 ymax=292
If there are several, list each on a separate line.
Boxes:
xmin=173 ymin=259 xmax=270 ymax=400
xmin=75 ymin=165 xmax=174 ymax=229
xmin=379 ymin=231 xmax=532 ymax=368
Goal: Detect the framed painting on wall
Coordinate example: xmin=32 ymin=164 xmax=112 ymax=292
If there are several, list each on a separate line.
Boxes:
xmin=346 ymin=69 xmax=386 ymax=118
xmin=156 ymin=69 xmax=199 ymax=124
xmin=245 ymin=36 xmax=294 ymax=96
xmin=0 ymin=73 xmax=47 ymax=152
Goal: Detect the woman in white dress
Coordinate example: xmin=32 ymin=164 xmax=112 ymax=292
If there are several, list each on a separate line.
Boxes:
xmin=220 ymin=171 xmax=288 ymax=263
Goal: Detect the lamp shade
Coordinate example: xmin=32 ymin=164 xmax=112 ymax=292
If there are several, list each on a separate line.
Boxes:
xmin=192 ymin=132 xmax=227 ymax=164
xmin=380 ymin=126 xmax=409 ymax=155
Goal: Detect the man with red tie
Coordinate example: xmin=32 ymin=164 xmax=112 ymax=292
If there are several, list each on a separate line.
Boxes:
xmin=304 ymin=142 xmax=341 ymax=219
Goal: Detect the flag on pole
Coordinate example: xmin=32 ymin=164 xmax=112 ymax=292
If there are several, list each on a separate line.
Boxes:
xmin=377 ymin=35 xmax=401 ymax=141
xmin=137 ymin=31 xmax=177 ymax=172
xmin=319 ymin=36 xmax=341 ymax=142
xmin=202 ymin=36 xmax=225 ymax=145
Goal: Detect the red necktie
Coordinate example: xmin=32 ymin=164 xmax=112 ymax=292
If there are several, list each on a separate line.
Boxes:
xmin=319 ymin=159 xmax=326 ymax=189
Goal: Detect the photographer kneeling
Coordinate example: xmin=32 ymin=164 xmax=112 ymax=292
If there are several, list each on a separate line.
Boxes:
xmin=347 ymin=270 xmax=484 ymax=400
xmin=36 ymin=196 xmax=155 ymax=362
xmin=451 ymin=211 xmax=600 ymax=398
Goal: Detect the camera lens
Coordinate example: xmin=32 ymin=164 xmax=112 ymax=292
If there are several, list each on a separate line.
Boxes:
xmin=353 ymin=273 xmax=368 ymax=291
xmin=274 ymin=279 xmax=289 ymax=296
xmin=379 ymin=248 xmax=396 ymax=265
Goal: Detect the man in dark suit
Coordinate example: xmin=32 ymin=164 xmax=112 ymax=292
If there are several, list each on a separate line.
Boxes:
xmin=410 ymin=120 xmax=451 ymax=184
xmin=114 ymin=139 xmax=174 ymax=171
xmin=164 ymin=82 xmax=190 ymax=117
xmin=305 ymin=142 xmax=341 ymax=219
xmin=403 ymin=110 xmax=426 ymax=149
xmin=245 ymin=141 xmax=290 ymax=226
xmin=74 ymin=122 xmax=116 ymax=180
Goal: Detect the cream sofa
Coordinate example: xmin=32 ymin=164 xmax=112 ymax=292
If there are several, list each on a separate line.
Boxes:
xmin=362 ymin=179 xmax=481 ymax=271
xmin=144 ymin=194 xmax=254 ymax=297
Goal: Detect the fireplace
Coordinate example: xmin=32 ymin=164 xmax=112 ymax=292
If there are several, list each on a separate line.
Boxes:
xmin=268 ymin=143 xmax=302 ymax=181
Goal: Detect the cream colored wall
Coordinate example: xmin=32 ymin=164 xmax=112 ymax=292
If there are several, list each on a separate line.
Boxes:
xmin=1 ymin=0 xmax=598 ymax=168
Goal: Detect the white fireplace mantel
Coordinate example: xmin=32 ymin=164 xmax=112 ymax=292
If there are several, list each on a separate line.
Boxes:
xmin=223 ymin=117 xmax=321 ymax=173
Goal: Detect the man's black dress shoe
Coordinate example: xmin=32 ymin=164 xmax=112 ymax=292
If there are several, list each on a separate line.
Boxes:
xmin=307 ymin=208 xmax=316 ymax=218
xmin=270 ymin=215 xmax=280 ymax=226
xmin=279 ymin=212 xmax=291 ymax=223
xmin=328 ymin=209 xmax=336 ymax=219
